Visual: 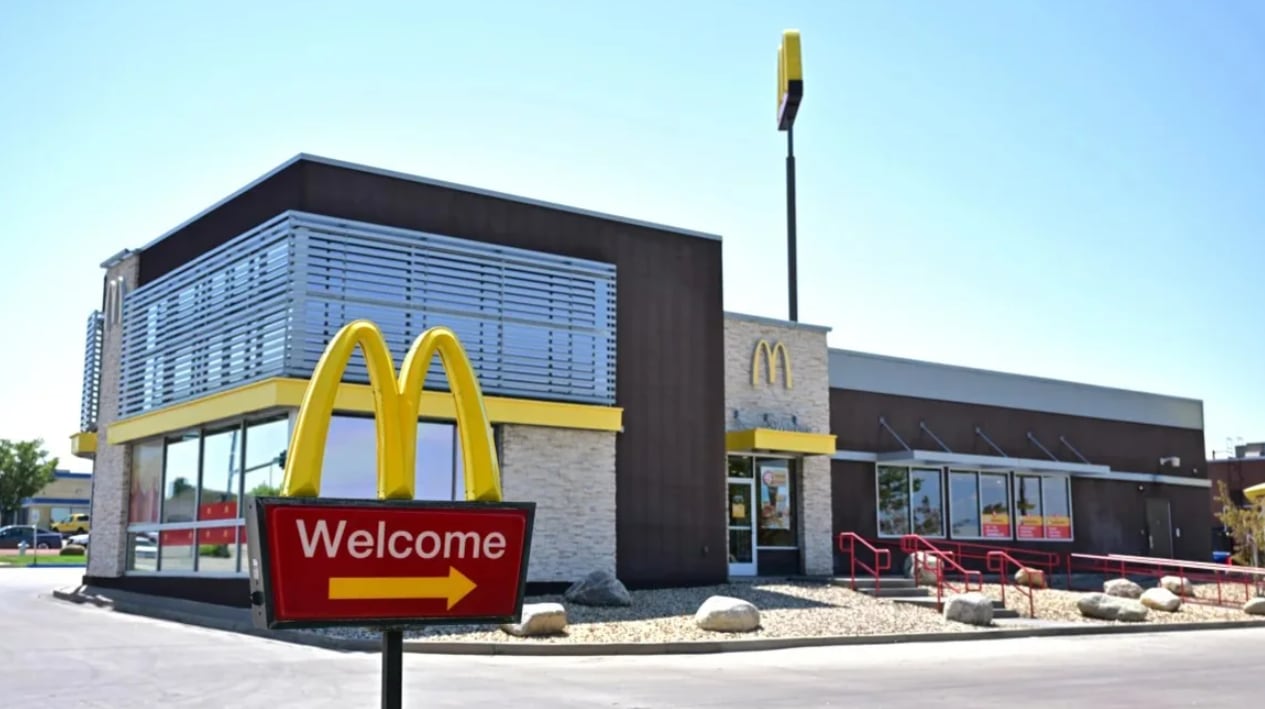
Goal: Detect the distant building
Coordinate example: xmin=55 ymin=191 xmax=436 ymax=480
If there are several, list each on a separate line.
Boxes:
xmin=2 ymin=470 xmax=93 ymax=528
xmin=1207 ymin=443 xmax=1265 ymax=521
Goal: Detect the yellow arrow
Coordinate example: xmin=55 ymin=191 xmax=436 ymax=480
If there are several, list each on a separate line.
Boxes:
xmin=328 ymin=567 xmax=477 ymax=610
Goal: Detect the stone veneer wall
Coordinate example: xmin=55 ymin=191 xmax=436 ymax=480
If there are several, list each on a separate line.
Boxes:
xmin=87 ymin=254 xmax=139 ymax=578
xmin=723 ymin=314 xmax=833 ymax=576
xmin=498 ymin=424 xmax=617 ymax=583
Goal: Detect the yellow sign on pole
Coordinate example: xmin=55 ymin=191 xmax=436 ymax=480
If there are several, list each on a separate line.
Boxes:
xmin=279 ymin=319 xmax=503 ymax=503
xmin=777 ymin=30 xmax=803 ymax=131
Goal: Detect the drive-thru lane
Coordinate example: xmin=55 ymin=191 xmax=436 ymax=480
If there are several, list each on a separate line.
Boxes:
xmin=2 ymin=568 xmax=1261 ymax=708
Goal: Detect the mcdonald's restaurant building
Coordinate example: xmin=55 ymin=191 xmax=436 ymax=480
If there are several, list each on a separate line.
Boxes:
xmin=70 ymin=155 xmax=1213 ymax=606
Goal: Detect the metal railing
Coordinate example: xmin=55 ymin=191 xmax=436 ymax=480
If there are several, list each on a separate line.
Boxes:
xmin=118 ymin=211 xmax=618 ymax=418
xmin=836 ymin=532 xmax=892 ymax=592
xmin=986 ymin=550 xmax=1037 ymax=618
xmin=1068 ymin=552 xmax=1265 ymax=608
xmin=900 ymin=534 xmax=984 ymax=607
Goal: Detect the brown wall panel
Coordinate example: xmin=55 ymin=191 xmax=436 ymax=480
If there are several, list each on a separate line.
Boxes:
xmin=830 ymin=388 xmax=1206 ymax=478
xmin=134 ymin=158 xmax=728 ymax=588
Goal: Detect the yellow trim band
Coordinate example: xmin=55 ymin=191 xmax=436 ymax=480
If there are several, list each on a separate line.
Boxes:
xmin=1246 ymin=482 xmax=1265 ymax=503
xmin=726 ymin=428 xmax=836 ymax=457
xmin=106 ymin=377 xmax=623 ymax=446
xmin=70 ymin=431 xmax=98 ymax=458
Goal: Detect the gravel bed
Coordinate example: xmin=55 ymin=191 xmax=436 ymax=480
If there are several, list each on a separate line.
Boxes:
xmin=305 ymin=581 xmax=994 ymax=644
xmin=978 ymin=583 xmax=1259 ymax=624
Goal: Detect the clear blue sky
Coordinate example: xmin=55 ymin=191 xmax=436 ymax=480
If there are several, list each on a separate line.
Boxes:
xmin=2 ymin=1 xmax=1262 ymax=472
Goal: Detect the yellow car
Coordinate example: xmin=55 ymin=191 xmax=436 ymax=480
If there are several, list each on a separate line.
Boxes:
xmin=51 ymin=513 xmax=91 ymax=535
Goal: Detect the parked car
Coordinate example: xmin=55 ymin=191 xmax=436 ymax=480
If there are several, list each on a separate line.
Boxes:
xmin=67 ymin=533 xmax=89 ymax=547
xmin=51 ymin=513 xmax=91 ymax=535
xmin=0 ymin=525 xmax=65 ymax=550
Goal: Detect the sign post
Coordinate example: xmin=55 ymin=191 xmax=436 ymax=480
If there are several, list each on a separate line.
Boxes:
xmin=246 ymin=320 xmax=535 ymax=709
xmin=30 ymin=509 xmax=41 ymax=567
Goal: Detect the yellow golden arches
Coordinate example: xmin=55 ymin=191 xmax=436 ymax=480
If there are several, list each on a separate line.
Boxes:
xmin=280 ymin=320 xmax=503 ymax=503
xmin=751 ymin=339 xmax=793 ymax=389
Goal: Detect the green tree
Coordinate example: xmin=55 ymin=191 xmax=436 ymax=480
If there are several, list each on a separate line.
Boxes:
xmin=248 ymin=482 xmax=282 ymax=498
xmin=1214 ymin=480 xmax=1265 ymax=567
xmin=0 ymin=439 xmax=59 ymax=522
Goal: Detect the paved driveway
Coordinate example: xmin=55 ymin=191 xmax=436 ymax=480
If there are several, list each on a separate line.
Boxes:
xmin=2 ymin=567 xmax=1263 ymax=707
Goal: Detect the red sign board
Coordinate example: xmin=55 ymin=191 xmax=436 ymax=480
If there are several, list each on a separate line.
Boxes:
xmin=246 ymin=497 xmax=535 ymax=630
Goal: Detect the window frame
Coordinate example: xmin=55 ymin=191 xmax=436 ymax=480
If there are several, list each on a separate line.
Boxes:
xmin=946 ymin=469 xmax=1017 ymax=542
xmin=1012 ymin=472 xmax=1074 ymax=543
xmin=874 ymin=465 xmax=947 ymax=540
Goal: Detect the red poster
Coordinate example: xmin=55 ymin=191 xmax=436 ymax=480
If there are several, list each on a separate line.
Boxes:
xmin=982 ymin=513 xmax=1010 ymax=539
xmin=1016 ymin=516 xmax=1045 ymax=540
xmin=1044 ymin=516 xmax=1072 ymax=540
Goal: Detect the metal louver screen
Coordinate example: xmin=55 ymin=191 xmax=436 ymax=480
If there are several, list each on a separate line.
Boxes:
xmin=290 ymin=213 xmax=616 ymax=405
xmin=118 ymin=211 xmax=617 ymax=418
xmin=79 ymin=310 xmax=104 ymax=430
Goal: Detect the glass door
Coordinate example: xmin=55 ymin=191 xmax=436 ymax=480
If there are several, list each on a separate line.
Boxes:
xmin=727 ymin=477 xmax=757 ymax=576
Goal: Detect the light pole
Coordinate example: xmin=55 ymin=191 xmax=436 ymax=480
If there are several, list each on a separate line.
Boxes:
xmin=777 ymin=30 xmax=804 ymax=322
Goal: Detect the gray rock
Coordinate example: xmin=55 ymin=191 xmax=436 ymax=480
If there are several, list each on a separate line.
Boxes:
xmin=500 ymin=603 xmax=568 ymax=637
xmin=1158 ymin=575 xmax=1193 ymax=597
xmin=1103 ymin=578 xmax=1143 ymax=599
xmin=564 ymin=569 xmax=632 ymax=607
xmin=1140 ymin=587 xmax=1181 ymax=613
xmin=1243 ymin=597 xmax=1265 ymax=616
xmin=1077 ymin=592 xmax=1149 ymax=622
xmin=694 ymin=595 xmax=760 ymax=633
xmin=942 ymin=592 xmax=994 ymax=627
xmin=1014 ymin=567 xmax=1047 ymax=589
xmin=903 ymin=551 xmax=941 ymax=586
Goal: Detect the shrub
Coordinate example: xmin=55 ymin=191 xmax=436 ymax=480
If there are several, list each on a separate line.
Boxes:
xmin=60 ymin=544 xmax=86 ymax=556
xmin=198 ymin=544 xmax=231 ymax=558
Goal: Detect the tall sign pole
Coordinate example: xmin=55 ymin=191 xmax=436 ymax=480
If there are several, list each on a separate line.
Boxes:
xmin=777 ymin=30 xmax=804 ymax=322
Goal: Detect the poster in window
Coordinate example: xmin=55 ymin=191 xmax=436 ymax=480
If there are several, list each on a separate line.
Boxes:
xmin=982 ymin=512 xmax=1010 ymax=539
xmin=1017 ymin=516 xmax=1046 ymax=539
xmin=760 ymin=466 xmax=791 ymax=531
xmin=1044 ymin=515 xmax=1072 ymax=540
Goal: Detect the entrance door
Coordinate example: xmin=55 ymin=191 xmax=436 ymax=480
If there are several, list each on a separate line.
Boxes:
xmin=1146 ymin=498 xmax=1174 ymax=558
xmin=727 ymin=477 xmax=757 ymax=576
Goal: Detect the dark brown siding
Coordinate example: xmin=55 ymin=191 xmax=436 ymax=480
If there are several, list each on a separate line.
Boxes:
xmin=830 ymin=388 xmax=1206 ymax=477
xmin=136 ymin=158 xmax=728 ymax=588
xmin=829 ymin=390 xmax=1212 ymax=567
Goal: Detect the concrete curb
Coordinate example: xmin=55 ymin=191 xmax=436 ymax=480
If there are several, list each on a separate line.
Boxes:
xmin=49 ymin=585 xmax=1265 ymax=657
xmin=51 ymin=586 xmax=378 ymax=653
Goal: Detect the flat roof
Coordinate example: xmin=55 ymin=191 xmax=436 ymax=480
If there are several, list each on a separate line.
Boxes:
xmin=829 ymin=348 xmax=1204 ymax=431
xmin=132 ymin=153 xmax=721 ymax=259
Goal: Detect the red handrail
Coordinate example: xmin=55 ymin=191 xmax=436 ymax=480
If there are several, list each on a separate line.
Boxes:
xmin=1068 ymin=552 xmax=1265 ymax=608
xmin=836 ymin=532 xmax=892 ymax=592
xmin=901 ymin=534 xmax=984 ymax=607
xmin=986 ymin=550 xmax=1037 ymax=618
xmin=925 ymin=538 xmax=1062 ymax=576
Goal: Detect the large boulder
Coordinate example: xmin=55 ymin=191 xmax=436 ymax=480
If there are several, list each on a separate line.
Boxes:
xmin=1158 ymin=575 xmax=1194 ymax=597
xmin=1243 ymin=597 xmax=1265 ymax=616
xmin=1103 ymin=578 xmax=1143 ymax=599
xmin=500 ymin=603 xmax=568 ymax=637
xmin=1140 ymin=587 xmax=1181 ymax=613
xmin=1015 ymin=567 xmax=1047 ymax=589
xmin=1077 ymin=592 xmax=1149 ymax=622
xmin=903 ymin=551 xmax=942 ymax=586
xmin=694 ymin=596 xmax=760 ymax=633
xmin=564 ymin=569 xmax=632 ymax=607
xmin=943 ymin=592 xmax=994 ymax=627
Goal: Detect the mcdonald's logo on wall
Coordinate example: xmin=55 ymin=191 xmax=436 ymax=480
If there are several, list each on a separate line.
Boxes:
xmin=751 ymin=339 xmax=793 ymax=389
xmin=246 ymin=319 xmax=535 ymax=632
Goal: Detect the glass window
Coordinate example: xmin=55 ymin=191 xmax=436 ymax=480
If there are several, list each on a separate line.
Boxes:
xmin=727 ymin=456 xmax=754 ymax=479
xmin=949 ymin=471 xmax=980 ymax=537
xmin=980 ymin=473 xmax=1012 ymax=539
xmin=129 ymin=439 xmax=163 ymax=524
xmin=1015 ymin=475 xmax=1045 ymax=539
xmin=877 ymin=466 xmax=911 ymax=536
xmin=318 ymin=415 xmax=460 ymax=501
xmin=756 ymin=459 xmax=795 ymax=547
xmin=162 ymin=433 xmax=200 ymax=524
xmin=910 ymin=468 xmax=944 ymax=536
xmin=241 ymin=417 xmax=289 ymax=512
xmin=158 ymin=528 xmax=195 ymax=572
xmin=198 ymin=427 xmax=241 ymax=521
xmin=1042 ymin=476 xmax=1072 ymax=540
xmin=127 ymin=532 xmax=158 ymax=572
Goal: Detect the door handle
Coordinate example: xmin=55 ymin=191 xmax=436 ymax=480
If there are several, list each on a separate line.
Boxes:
xmin=1149 ymin=535 xmax=1154 ymax=549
